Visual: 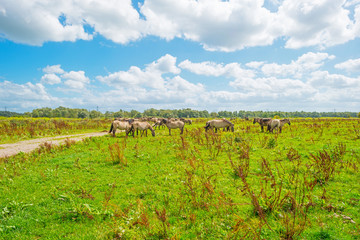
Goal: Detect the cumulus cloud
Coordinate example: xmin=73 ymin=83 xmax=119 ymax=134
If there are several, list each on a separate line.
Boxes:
xmin=96 ymin=55 xmax=207 ymax=107
xmin=3 ymin=52 xmax=360 ymax=112
xmin=173 ymin=51 xmax=360 ymax=110
xmin=0 ymin=80 xmax=59 ymax=111
xmin=0 ymin=0 xmax=144 ymax=46
xmin=179 ymin=60 xmax=255 ymax=79
xmin=40 ymin=65 xmax=90 ymax=91
xmin=43 ymin=64 xmax=65 ymax=74
xmin=260 ymin=52 xmax=335 ymax=78
xmin=335 ymin=58 xmax=360 ymax=72
xmin=97 ymin=54 xmax=180 ymax=89
xmin=0 ymin=0 xmax=92 ymax=45
xmin=41 ymin=73 xmax=61 ymax=85
xmin=277 ymin=0 xmax=358 ymax=49
xmin=1 ymin=0 xmax=359 ymax=50
xmin=309 ymin=70 xmax=360 ymax=88
xmin=62 ymin=71 xmax=90 ymax=89
xmin=141 ymin=0 xmax=280 ymax=51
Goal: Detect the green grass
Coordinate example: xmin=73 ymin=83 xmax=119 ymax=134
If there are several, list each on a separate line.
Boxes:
xmin=0 ymin=118 xmax=359 ymax=239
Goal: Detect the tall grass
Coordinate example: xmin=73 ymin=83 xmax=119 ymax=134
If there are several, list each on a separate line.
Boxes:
xmin=0 ymin=117 xmax=359 ymax=239
xmin=0 ymin=117 xmax=111 ymax=143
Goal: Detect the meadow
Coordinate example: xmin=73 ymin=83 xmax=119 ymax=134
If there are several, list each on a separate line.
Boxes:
xmin=0 ymin=117 xmax=359 ymax=239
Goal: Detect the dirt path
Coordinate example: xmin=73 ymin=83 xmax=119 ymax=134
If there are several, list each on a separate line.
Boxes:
xmin=0 ymin=131 xmax=109 ymax=158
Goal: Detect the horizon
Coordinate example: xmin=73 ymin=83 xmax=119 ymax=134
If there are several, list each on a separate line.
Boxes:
xmin=1 ymin=107 xmax=358 ymax=115
xmin=1 ymin=0 xmax=360 ymax=113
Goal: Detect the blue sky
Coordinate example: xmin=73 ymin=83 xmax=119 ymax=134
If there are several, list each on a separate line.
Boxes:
xmin=1 ymin=0 xmax=360 ymax=113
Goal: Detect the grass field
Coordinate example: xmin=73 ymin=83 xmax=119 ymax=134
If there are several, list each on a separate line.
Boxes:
xmin=0 ymin=118 xmax=359 ymax=239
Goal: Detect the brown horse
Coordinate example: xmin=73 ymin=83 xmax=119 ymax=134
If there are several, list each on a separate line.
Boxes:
xmin=253 ymin=118 xmax=272 ymax=132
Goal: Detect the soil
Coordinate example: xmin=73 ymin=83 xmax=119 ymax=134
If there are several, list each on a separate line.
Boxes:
xmin=0 ymin=131 xmax=109 ymax=158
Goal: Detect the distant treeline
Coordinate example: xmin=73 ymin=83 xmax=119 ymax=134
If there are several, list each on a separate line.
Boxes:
xmin=0 ymin=107 xmax=359 ymax=119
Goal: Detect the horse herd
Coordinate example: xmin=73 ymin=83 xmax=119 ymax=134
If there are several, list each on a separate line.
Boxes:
xmin=109 ymin=117 xmax=291 ymax=137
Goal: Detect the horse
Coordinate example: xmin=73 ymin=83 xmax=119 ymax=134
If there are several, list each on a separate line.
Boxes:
xmin=253 ymin=118 xmax=272 ymax=132
xmin=180 ymin=118 xmax=192 ymax=125
xmin=161 ymin=119 xmax=185 ymax=135
xmin=279 ymin=119 xmax=291 ymax=133
xmin=204 ymin=118 xmax=234 ymax=133
xmin=267 ymin=119 xmax=280 ymax=133
xmin=129 ymin=121 xmax=155 ymax=137
xmin=109 ymin=120 xmax=132 ymax=137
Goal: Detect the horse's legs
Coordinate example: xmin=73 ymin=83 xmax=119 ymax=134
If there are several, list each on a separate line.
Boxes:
xmin=180 ymin=127 xmax=184 ymax=134
xmin=169 ymin=128 xmax=171 ymax=135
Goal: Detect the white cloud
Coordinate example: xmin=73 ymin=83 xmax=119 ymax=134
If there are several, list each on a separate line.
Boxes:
xmin=141 ymin=0 xmax=280 ymax=51
xmin=1 ymin=0 xmax=360 ymax=50
xmin=261 ymin=52 xmax=335 ymax=78
xmin=335 ymin=58 xmax=360 ymax=72
xmin=0 ymin=80 xmax=59 ymax=111
xmin=0 ymin=0 xmax=92 ymax=46
xmin=0 ymin=0 xmax=144 ymax=46
xmin=97 ymin=54 xmax=180 ymax=89
xmin=41 ymin=73 xmax=61 ymax=85
xmin=75 ymin=0 xmax=146 ymax=44
xmin=179 ymin=60 xmax=255 ymax=79
xmin=309 ymin=70 xmax=360 ymax=88
xmin=61 ymin=71 xmax=90 ymax=89
xmin=245 ymin=61 xmax=265 ymax=69
xmin=40 ymin=65 xmax=90 ymax=91
xmin=277 ymin=0 xmax=357 ymax=49
xmin=43 ymin=64 xmax=64 ymax=74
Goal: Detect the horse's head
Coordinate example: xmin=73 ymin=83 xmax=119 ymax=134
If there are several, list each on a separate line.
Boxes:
xmin=284 ymin=119 xmax=291 ymax=125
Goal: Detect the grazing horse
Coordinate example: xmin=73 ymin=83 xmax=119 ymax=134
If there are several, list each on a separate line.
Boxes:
xmin=161 ymin=119 xmax=185 ymax=135
xmin=253 ymin=118 xmax=272 ymax=132
xmin=267 ymin=119 xmax=281 ymax=133
xmin=109 ymin=120 xmax=132 ymax=137
xmin=153 ymin=119 xmax=165 ymax=130
xmin=129 ymin=121 xmax=155 ymax=137
xmin=205 ymin=118 xmax=234 ymax=133
xmin=279 ymin=119 xmax=291 ymax=133
xmin=180 ymin=118 xmax=192 ymax=125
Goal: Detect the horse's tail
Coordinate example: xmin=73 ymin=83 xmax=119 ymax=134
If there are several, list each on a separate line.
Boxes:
xmin=109 ymin=122 xmax=114 ymax=133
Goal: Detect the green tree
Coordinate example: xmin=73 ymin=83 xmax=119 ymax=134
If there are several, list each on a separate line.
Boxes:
xmin=78 ymin=110 xmax=89 ymax=119
xmin=89 ymin=110 xmax=102 ymax=119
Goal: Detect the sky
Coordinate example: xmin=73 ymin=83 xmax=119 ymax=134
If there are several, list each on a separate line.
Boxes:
xmin=0 ymin=0 xmax=360 ymax=113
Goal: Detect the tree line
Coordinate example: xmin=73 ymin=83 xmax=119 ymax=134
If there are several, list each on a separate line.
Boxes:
xmin=1 ymin=107 xmax=359 ymax=119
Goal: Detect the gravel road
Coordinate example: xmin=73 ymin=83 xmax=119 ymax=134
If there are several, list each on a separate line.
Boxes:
xmin=0 ymin=132 xmax=109 ymax=158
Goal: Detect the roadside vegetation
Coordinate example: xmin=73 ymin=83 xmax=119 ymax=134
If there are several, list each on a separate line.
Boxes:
xmin=0 ymin=117 xmax=111 ymax=144
xmin=0 ymin=117 xmax=359 ymax=239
